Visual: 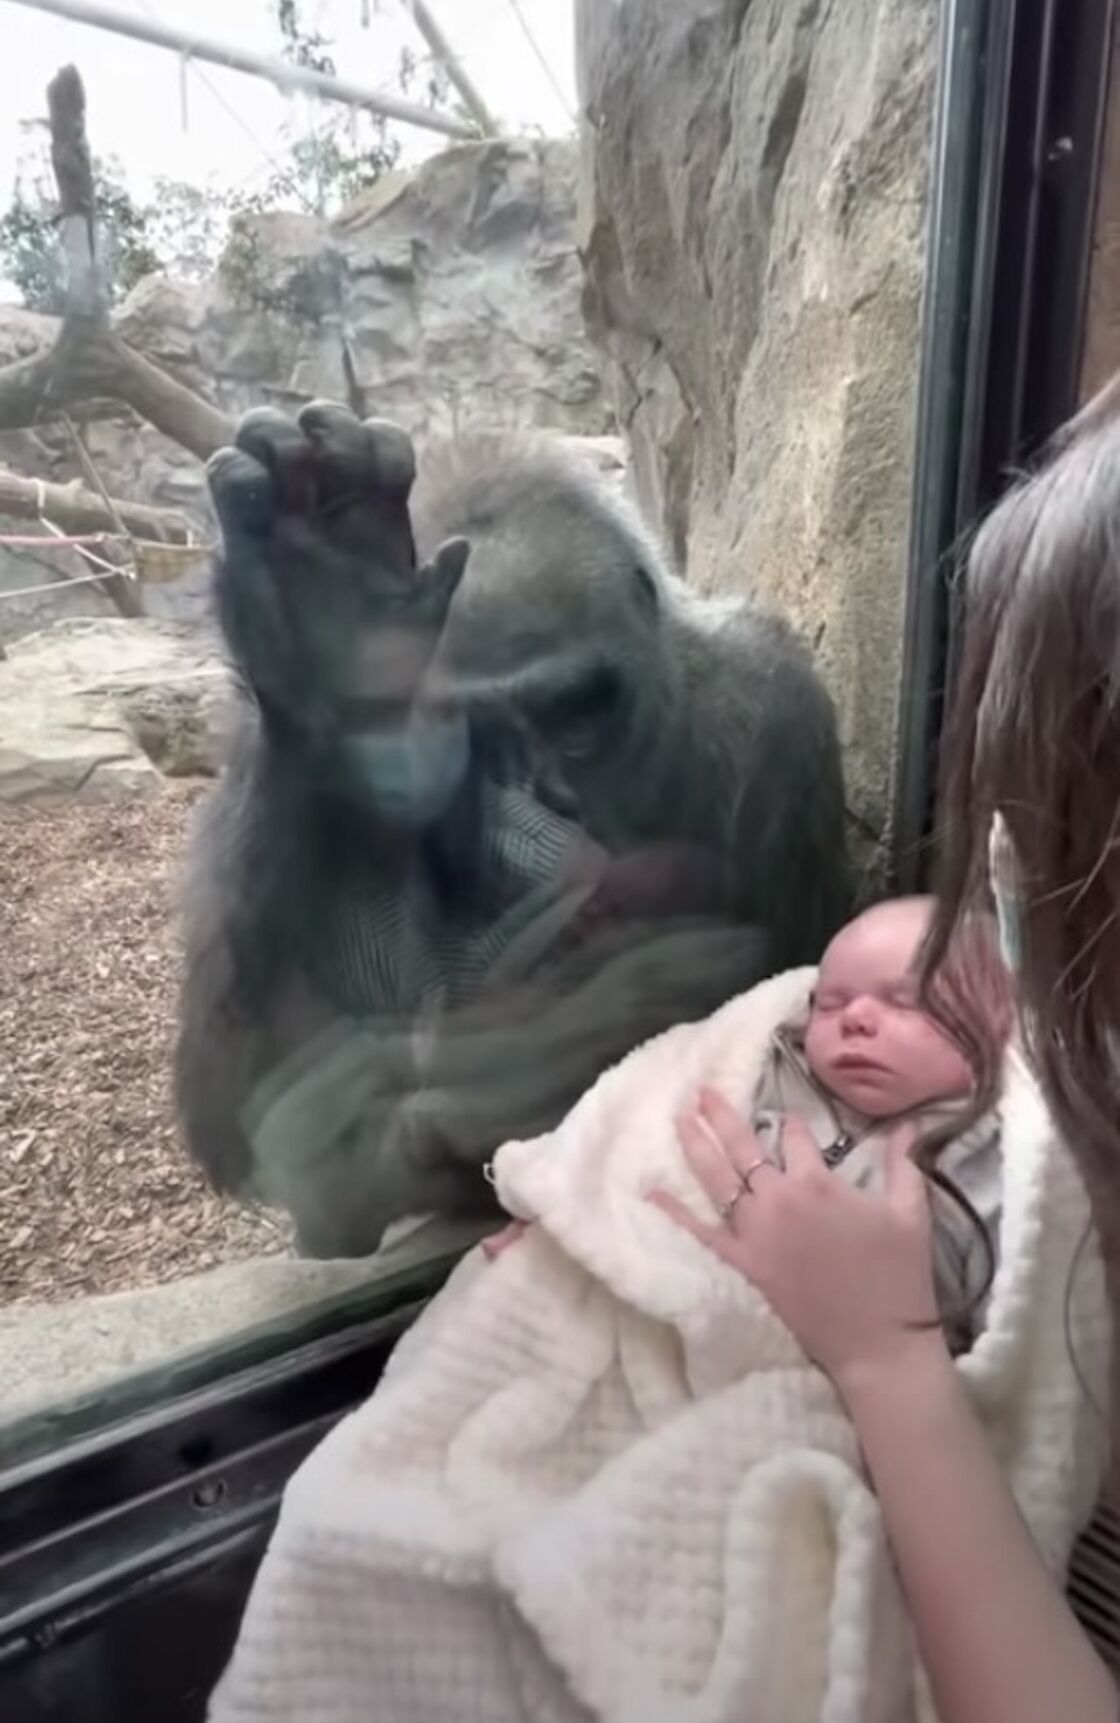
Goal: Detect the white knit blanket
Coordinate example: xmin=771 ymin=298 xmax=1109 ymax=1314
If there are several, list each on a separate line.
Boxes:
xmin=209 ymin=968 xmax=1111 ymax=1723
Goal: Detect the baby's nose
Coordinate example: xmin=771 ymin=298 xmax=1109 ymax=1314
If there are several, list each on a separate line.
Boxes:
xmin=840 ymin=996 xmax=879 ymax=1034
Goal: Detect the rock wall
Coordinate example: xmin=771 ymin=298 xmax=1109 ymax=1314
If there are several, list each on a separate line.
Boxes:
xmin=0 ymin=138 xmax=609 ymax=640
xmin=0 ymin=618 xmax=231 ymax=804
xmin=576 ymin=0 xmax=937 ymax=840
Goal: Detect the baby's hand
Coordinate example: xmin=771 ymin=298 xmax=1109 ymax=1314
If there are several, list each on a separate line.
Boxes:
xmin=481 ymin=1219 xmax=530 ymax=1261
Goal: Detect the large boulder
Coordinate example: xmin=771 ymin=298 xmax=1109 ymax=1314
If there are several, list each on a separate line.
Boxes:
xmin=0 ymin=618 xmax=231 ymax=804
xmin=575 ymin=0 xmax=937 ymax=842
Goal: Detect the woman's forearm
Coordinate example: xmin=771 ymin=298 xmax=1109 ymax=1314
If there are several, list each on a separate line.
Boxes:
xmin=837 ymin=1339 xmax=1115 ymax=1723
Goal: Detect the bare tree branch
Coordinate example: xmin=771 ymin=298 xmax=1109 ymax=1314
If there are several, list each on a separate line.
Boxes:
xmin=0 ymin=465 xmax=191 ymax=540
xmin=48 ymin=65 xmax=105 ymax=319
xmin=93 ymin=331 xmax=232 ymax=457
xmin=0 ymin=65 xmax=234 ymax=461
xmin=48 ymin=64 xmax=95 ymax=220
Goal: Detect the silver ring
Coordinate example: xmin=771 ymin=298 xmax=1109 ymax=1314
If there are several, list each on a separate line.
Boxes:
xmin=741 ymin=1156 xmax=771 ymax=1192
xmin=716 ymin=1177 xmax=749 ymax=1222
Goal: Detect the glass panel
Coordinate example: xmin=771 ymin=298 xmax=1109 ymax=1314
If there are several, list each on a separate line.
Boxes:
xmin=0 ymin=0 xmax=935 ymax=1459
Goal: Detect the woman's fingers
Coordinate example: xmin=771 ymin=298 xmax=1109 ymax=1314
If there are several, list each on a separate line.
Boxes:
xmin=775 ymin=1113 xmax=823 ymax=1177
xmin=696 ymin=1087 xmax=760 ymax=1161
xmin=882 ymin=1127 xmax=931 ymax=1223
xmin=676 ymin=1109 xmax=746 ymax=1210
xmin=696 ymin=1087 xmax=783 ymax=1189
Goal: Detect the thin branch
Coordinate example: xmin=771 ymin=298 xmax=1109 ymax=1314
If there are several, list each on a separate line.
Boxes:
xmin=48 ymin=64 xmax=105 ymax=319
xmin=0 ymin=464 xmax=191 ymax=540
xmin=61 ymin=409 xmax=127 ymax=533
xmin=0 ymin=64 xmax=234 ymax=461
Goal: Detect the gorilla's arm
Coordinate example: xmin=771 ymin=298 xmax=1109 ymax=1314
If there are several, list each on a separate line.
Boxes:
xmin=237 ymin=914 xmax=772 ymax=1255
xmin=176 ymin=404 xmax=471 ymax=1213
xmin=174 ymin=730 xmax=333 ymax=1196
xmin=177 ymin=403 xmax=825 ymax=1260
xmin=403 ymin=916 xmax=771 ymax=1162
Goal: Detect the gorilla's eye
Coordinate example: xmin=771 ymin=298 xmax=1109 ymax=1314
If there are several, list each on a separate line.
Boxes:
xmin=537 ymin=666 xmax=624 ymax=757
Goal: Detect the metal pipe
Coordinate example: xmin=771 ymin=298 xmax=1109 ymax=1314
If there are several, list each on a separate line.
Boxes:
xmin=891 ymin=0 xmax=999 ymax=891
xmin=405 ymin=0 xmax=498 ymax=137
xmin=5 ymin=0 xmax=481 ymax=139
xmin=891 ymin=0 xmax=1118 ymax=888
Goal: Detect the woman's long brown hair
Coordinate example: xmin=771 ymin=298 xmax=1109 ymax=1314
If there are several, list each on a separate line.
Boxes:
xmin=921 ymin=383 xmax=1120 ymax=1334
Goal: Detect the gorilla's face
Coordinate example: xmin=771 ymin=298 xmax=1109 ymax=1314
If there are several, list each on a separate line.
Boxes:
xmin=429 ymin=519 xmax=662 ymax=794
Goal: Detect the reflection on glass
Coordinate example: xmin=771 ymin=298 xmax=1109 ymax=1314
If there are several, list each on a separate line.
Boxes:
xmin=177 ymin=402 xmax=849 ymax=1259
xmin=0 ymin=0 xmax=933 ymax=1446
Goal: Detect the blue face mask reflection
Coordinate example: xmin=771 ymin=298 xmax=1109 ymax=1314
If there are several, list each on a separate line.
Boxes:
xmin=344 ymin=714 xmax=469 ymax=827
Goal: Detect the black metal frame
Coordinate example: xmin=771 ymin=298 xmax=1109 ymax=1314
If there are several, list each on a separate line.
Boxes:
xmin=1 ymin=1 xmax=1117 ymax=1716
xmin=0 ymin=1250 xmax=462 ymax=1714
xmin=0 ymin=1304 xmax=420 ymax=1665
xmin=893 ymin=0 xmax=1116 ymax=889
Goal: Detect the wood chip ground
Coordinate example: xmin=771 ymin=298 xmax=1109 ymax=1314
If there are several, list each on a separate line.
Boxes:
xmin=0 ymin=786 xmax=291 ymax=1305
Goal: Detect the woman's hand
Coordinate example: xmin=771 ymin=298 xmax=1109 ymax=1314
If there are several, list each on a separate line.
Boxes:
xmin=649 ymin=1090 xmax=1118 ymax=1723
xmin=648 ymin=1087 xmax=947 ymax=1396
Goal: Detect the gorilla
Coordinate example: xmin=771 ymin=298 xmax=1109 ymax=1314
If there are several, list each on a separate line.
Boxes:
xmin=175 ymin=401 xmax=850 ymax=1256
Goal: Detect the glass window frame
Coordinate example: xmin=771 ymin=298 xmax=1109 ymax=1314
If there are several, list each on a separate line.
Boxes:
xmin=893 ymin=0 xmax=1115 ymax=885
xmin=1 ymin=0 xmax=1116 ymax=1708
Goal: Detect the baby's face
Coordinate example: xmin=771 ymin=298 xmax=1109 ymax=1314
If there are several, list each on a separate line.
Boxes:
xmin=803 ymin=901 xmax=974 ymax=1119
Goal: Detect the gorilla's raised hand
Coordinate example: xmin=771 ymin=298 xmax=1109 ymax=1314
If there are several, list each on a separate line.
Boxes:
xmin=207 ymin=402 xmax=470 ymax=762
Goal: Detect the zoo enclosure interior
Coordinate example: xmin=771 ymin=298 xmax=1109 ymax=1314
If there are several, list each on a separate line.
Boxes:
xmin=6 ymin=0 xmax=1116 ymax=1709
xmin=1 ymin=0 xmax=926 ymax=1451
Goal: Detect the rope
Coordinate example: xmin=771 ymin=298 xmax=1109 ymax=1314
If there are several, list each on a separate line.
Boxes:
xmin=0 ymin=569 xmax=138 ymax=603
xmin=0 ymin=476 xmax=139 ymax=602
xmin=0 ymin=532 xmax=116 ymax=549
xmin=38 ymin=513 xmax=136 ymax=579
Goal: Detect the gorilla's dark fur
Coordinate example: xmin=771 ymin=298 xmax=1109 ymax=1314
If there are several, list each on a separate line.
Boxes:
xmin=176 ymin=403 xmax=851 ymax=1256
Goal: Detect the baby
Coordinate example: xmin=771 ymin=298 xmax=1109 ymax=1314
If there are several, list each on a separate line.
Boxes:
xmin=751 ymin=894 xmax=1007 ymax=1341
xmin=213 ymin=901 xmax=1085 ymax=1723
xmin=490 ymin=894 xmax=1008 ymax=1344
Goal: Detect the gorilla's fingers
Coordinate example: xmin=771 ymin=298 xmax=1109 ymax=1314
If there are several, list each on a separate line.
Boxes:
xmin=234 ymin=407 xmax=308 ymax=471
xmin=207 ymin=449 xmax=305 ymax=709
xmin=362 ymin=416 xmax=417 ymax=494
xmin=409 ymin=537 xmax=470 ymax=632
xmin=206 ymin=447 xmax=275 ymax=539
xmin=299 ymin=400 xmax=384 ymax=497
xmin=426 ymin=536 xmax=471 ymax=602
xmin=233 ymin=406 xmax=318 ymax=514
xmin=297 ymin=401 xmax=418 ymax=501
